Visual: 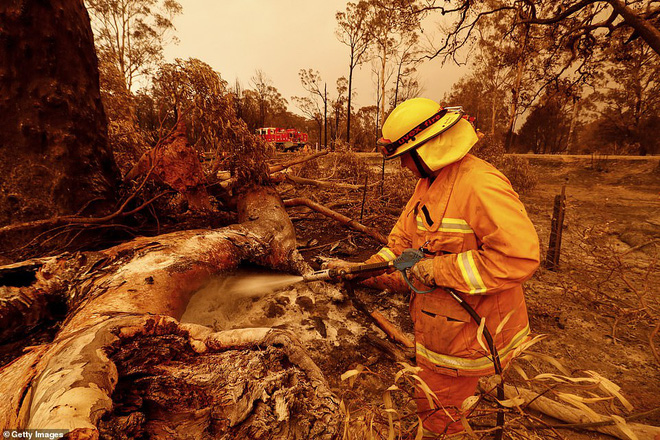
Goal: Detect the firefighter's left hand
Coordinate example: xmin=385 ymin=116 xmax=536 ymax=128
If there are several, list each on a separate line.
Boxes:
xmin=410 ymin=259 xmax=436 ymax=286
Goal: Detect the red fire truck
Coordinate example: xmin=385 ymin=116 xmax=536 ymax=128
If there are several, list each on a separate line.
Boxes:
xmin=255 ymin=127 xmax=308 ymax=151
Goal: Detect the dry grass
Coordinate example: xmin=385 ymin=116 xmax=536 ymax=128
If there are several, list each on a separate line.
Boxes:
xmin=338 ymin=335 xmax=641 ymax=440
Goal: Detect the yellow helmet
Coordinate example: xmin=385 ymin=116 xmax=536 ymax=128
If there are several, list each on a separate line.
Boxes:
xmin=379 ymin=98 xmax=479 ymax=171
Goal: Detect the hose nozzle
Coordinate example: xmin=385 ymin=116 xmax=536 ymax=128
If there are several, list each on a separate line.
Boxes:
xmin=302 ymin=268 xmax=344 ymax=282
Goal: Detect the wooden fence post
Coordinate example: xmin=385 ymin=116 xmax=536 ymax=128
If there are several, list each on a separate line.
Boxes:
xmin=544 ymin=181 xmax=567 ymax=271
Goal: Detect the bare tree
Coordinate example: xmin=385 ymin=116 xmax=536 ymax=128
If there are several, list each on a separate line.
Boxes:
xmin=292 ymin=96 xmax=323 ymax=147
xmin=391 ymin=31 xmax=422 ymax=107
xmin=364 ymin=0 xmax=420 ymax=127
xmin=250 ymin=69 xmax=272 ymax=128
xmin=336 ymin=1 xmax=373 ymax=144
xmin=298 ymin=69 xmax=330 ymax=147
xmin=249 ymin=69 xmax=288 ymax=129
xmin=369 ymin=59 xmax=392 ymax=137
xmin=86 ymin=0 xmax=182 ymax=92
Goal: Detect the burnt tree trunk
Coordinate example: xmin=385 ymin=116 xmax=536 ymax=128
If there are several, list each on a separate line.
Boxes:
xmin=0 ymin=0 xmax=119 ymax=227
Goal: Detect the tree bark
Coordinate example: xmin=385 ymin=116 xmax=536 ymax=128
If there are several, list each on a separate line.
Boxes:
xmin=0 ymin=0 xmax=119 ymax=226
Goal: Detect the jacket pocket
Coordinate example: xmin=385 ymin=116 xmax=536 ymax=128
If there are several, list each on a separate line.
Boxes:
xmin=413 ymin=292 xmax=472 ymax=355
xmin=424 ymin=231 xmax=467 ymax=255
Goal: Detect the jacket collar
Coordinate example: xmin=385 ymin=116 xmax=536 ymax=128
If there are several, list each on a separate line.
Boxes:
xmin=409 ymin=156 xmax=467 ymax=232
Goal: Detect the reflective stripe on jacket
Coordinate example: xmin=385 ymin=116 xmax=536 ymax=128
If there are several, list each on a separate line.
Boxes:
xmin=365 ymin=154 xmax=540 ymax=376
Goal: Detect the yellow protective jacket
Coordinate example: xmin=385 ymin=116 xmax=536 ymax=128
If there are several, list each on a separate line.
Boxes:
xmin=367 ymin=153 xmax=540 ymax=376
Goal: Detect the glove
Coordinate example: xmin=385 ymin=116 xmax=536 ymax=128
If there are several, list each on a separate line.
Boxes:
xmin=410 ymin=258 xmax=436 ymax=286
xmin=320 ymin=258 xmax=361 ymax=280
xmin=321 ymin=258 xmax=359 ymax=270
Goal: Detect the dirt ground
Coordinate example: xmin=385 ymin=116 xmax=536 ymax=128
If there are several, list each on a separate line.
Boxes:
xmin=520 ymin=157 xmax=660 ymax=419
xmin=275 ymin=153 xmax=660 ymax=439
xmin=2 ymin=153 xmax=657 ymax=439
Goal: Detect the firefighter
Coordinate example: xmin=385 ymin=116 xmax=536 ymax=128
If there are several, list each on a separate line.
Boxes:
xmin=333 ymin=98 xmax=540 ymax=436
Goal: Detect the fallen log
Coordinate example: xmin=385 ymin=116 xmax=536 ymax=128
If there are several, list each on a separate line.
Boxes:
xmin=218 ymin=151 xmax=329 ymax=182
xmin=0 ymin=258 xmax=64 ymax=343
xmin=283 ymin=197 xmax=388 ymax=245
xmin=478 ymin=380 xmax=660 ymax=440
xmin=344 ymin=282 xmax=413 ymax=349
xmin=0 ymin=187 xmax=339 ymax=439
xmin=268 ymin=151 xmax=329 ymax=174
xmin=284 ymin=174 xmax=363 ymax=190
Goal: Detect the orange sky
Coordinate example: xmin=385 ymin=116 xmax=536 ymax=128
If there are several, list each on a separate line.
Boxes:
xmin=163 ymin=0 xmax=469 ymax=114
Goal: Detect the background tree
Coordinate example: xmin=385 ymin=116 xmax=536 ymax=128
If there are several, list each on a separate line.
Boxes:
xmin=233 ymin=87 xmax=293 ymax=134
xmin=298 ymin=69 xmax=330 ymax=147
xmin=292 ymin=96 xmax=323 ymax=147
xmin=247 ymin=69 xmax=289 ymax=130
xmin=445 ymin=34 xmax=514 ymax=141
xmin=332 ymin=77 xmax=349 ymax=143
xmin=0 ymin=0 xmax=119 ymax=230
xmin=231 ymin=79 xmax=245 ymax=122
xmin=402 ymin=0 xmax=659 ymax=152
xmin=236 ymin=89 xmax=261 ymax=132
xmin=410 ymin=0 xmax=660 ymax=60
xmin=393 ymin=72 xmax=423 ymax=104
xmin=86 ymin=0 xmax=182 ymax=172
xmin=583 ymin=38 xmax=660 ymax=155
xmin=250 ymin=69 xmax=272 ymax=129
xmin=517 ymin=85 xmax=574 ymax=154
xmin=99 ymin=52 xmax=149 ymax=170
xmin=445 ymin=72 xmax=508 ymax=140
xmin=352 ymin=105 xmax=380 ymax=151
xmin=150 ymin=58 xmax=231 ymax=152
xmin=366 ymin=0 xmax=418 ymax=127
xmin=390 ymin=30 xmax=422 ymax=107
xmin=86 ymin=0 xmax=182 ymax=93
xmin=336 ymin=1 xmax=372 ymax=144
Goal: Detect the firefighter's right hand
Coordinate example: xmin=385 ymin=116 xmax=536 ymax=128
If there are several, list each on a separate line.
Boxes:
xmin=410 ymin=258 xmax=436 ymax=287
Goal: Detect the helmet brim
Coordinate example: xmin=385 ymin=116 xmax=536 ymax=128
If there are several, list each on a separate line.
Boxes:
xmin=381 ymin=109 xmax=465 ymax=159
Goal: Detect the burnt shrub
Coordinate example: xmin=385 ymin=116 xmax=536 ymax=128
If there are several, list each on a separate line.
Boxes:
xmin=472 ymin=136 xmax=537 ymax=193
xmin=500 ymin=155 xmax=538 ymax=193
